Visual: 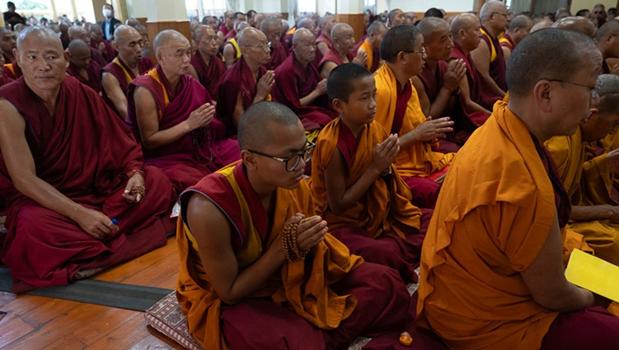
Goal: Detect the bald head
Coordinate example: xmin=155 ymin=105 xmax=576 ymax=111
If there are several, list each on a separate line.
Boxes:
xmin=381 ymin=24 xmax=421 ymax=63
xmin=297 ymin=17 xmax=316 ymax=32
xmin=260 ymin=16 xmax=282 ymax=39
xmin=367 ymin=20 xmax=387 ymax=36
xmin=68 ymin=25 xmax=90 ymax=44
xmin=553 ymin=16 xmax=596 ymax=38
xmin=388 ymin=8 xmax=405 ymax=27
xmin=152 ymin=29 xmax=188 ymax=55
xmin=238 ymin=102 xmax=301 ymax=150
xmin=238 ymin=27 xmax=265 ymax=47
xmin=480 ymin=0 xmax=507 ymax=21
xmin=530 ymin=18 xmax=553 ymax=33
xmin=450 ymin=13 xmax=479 ymax=36
xmin=67 ymin=39 xmax=91 ymax=69
xmin=292 ymin=27 xmax=314 ymax=45
xmin=418 ymin=17 xmax=449 ymax=39
xmin=16 ymin=26 xmax=61 ymax=51
xmin=508 ymin=15 xmax=533 ymax=32
xmin=507 ymin=28 xmax=600 ymax=97
xmin=67 ymin=38 xmax=90 ymax=54
xmin=597 ymin=74 xmax=619 ymax=114
xmin=596 ymin=19 xmax=619 ymax=41
xmin=113 ymin=25 xmax=141 ymax=44
xmin=331 ymin=23 xmax=353 ymax=41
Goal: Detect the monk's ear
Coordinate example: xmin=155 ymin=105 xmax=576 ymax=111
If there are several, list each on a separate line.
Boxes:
xmin=533 ymin=80 xmax=553 ymax=113
xmin=240 ymin=150 xmax=258 ymax=169
xmin=331 ymin=98 xmax=346 ymax=114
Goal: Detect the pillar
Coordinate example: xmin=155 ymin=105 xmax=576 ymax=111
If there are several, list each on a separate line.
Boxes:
xmin=335 ymin=0 xmax=365 ymax=43
xmin=125 ymin=0 xmax=191 ymax=42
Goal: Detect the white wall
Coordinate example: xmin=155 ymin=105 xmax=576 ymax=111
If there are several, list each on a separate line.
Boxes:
xmin=571 ymin=0 xmax=616 ymax=12
xmin=387 ymin=0 xmax=475 ymax=12
xmin=125 ymin=0 xmax=187 ymax=21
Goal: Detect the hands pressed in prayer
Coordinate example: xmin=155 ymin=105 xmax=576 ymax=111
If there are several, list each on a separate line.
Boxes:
xmin=607 ymin=148 xmax=619 ymax=173
xmin=352 ymin=50 xmax=368 ymax=67
xmin=123 ymin=171 xmax=146 ymax=203
xmin=371 ymin=134 xmax=400 ymax=174
xmin=444 ymin=59 xmax=467 ymax=92
xmin=315 ymin=79 xmax=328 ymax=95
xmin=413 ymin=116 xmax=454 ymax=142
xmin=186 ymin=102 xmax=216 ymax=131
xmin=256 ymin=70 xmax=275 ymax=101
xmin=294 ymin=214 xmax=328 ymax=251
xmin=75 ymin=207 xmax=119 ymax=240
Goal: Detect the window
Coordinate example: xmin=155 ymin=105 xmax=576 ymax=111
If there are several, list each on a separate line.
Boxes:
xmin=5 ymin=0 xmax=96 ymax=22
xmin=298 ymin=0 xmax=317 ymax=14
xmin=202 ymin=0 xmax=226 ymax=16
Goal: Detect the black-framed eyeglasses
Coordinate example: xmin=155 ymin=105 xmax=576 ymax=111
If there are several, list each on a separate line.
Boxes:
xmin=247 ymin=141 xmax=315 ymax=172
xmin=546 ymin=79 xmax=599 ymax=100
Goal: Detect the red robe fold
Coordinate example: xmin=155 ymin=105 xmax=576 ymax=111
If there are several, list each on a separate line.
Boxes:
xmin=67 ymin=61 xmax=102 ymax=93
xmin=190 ymin=51 xmax=225 ymax=99
xmin=480 ymin=25 xmax=507 ymax=91
xmin=450 ymin=42 xmax=501 ymax=111
xmin=128 ymin=66 xmax=240 ymax=192
xmin=90 ymin=47 xmax=109 ymax=67
xmin=319 ymin=48 xmax=353 ymax=71
xmin=91 ymin=39 xmax=117 ymax=63
xmin=272 ymin=53 xmax=337 ymax=130
xmin=217 ymin=57 xmax=268 ymax=134
xmin=0 ymin=76 xmax=175 ymax=292
xmin=265 ymin=43 xmax=288 ymax=70
xmin=102 ymin=56 xmax=154 ymax=115
xmin=3 ymin=63 xmax=21 ymax=80
xmin=0 ymin=73 xmax=13 ymax=87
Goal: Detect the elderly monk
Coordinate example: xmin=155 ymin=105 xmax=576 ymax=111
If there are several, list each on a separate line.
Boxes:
xmin=272 ymin=29 xmax=336 ymax=131
xmin=0 ymin=27 xmax=175 ymax=292
xmin=261 ymin=16 xmax=288 ymax=70
xmin=66 ymin=39 xmax=102 ymax=93
xmin=451 ymin=13 xmax=502 ymax=112
xmin=311 ymin=63 xmax=428 ymax=282
xmin=102 ymin=25 xmax=154 ymax=120
xmin=416 ymin=17 xmax=489 ymax=149
xmin=217 ymin=27 xmax=274 ymax=134
xmin=189 ymin=25 xmax=224 ymax=99
xmin=222 ymin=20 xmax=249 ymax=68
xmin=596 ymin=20 xmax=619 ymax=74
xmin=499 ymin=14 xmax=532 ymax=61
xmin=356 ymin=20 xmax=387 ymax=73
xmin=546 ymin=74 xmax=619 ymax=265
xmin=0 ymin=28 xmax=16 ymax=63
xmin=374 ymin=25 xmax=454 ymax=209
xmin=553 ymin=16 xmax=596 ymax=38
xmin=319 ymin=23 xmax=366 ymax=78
xmin=177 ymin=101 xmax=413 ymax=350
xmin=417 ymin=28 xmax=619 ymax=350
xmin=388 ymin=8 xmax=406 ymax=27
xmin=316 ymin=14 xmax=336 ymax=56
xmin=129 ymin=30 xmax=240 ymax=193
xmin=471 ymin=0 xmax=508 ymax=96
xmin=68 ymin=25 xmax=107 ymax=67
xmin=90 ymin=24 xmax=116 ymax=63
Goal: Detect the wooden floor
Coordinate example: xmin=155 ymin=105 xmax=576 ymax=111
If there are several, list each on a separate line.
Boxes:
xmin=0 ymin=238 xmax=184 ymax=350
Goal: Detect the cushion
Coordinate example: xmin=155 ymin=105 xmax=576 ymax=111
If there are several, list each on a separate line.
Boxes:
xmin=144 ymin=291 xmax=202 ymax=350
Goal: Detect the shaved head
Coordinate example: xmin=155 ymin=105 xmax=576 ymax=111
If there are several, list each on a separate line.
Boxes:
xmin=367 ymin=20 xmax=387 ymax=36
xmin=450 ymin=13 xmax=479 ymax=36
xmin=480 ymin=0 xmax=506 ymax=21
xmin=67 ymin=39 xmax=91 ymax=69
xmin=16 ymin=26 xmax=61 ymax=51
xmin=153 ymin=29 xmax=188 ymax=55
xmin=68 ymin=25 xmax=90 ymax=43
xmin=530 ymin=18 xmax=553 ymax=33
xmin=381 ymin=24 xmax=420 ymax=63
xmin=597 ymin=74 xmax=619 ymax=114
xmin=292 ymin=27 xmax=314 ymax=45
xmin=113 ymin=25 xmax=141 ymax=44
xmin=238 ymin=27 xmax=265 ymax=47
xmin=596 ymin=19 xmax=619 ymax=41
xmin=297 ymin=17 xmax=315 ymax=32
xmin=507 ymin=28 xmax=601 ymax=97
xmin=418 ymin=17 xmax=449 ymax=39
xmin=388 ymin=8 xmax=405 ymax=26
xmin=331 ymin=23 xmax=353 ymax=41
xmin=508 ymin=15 xmax=533 ymax=31
xmin=238 ymin=102 xmax=301 ymax=149
xmin=67 ymin=38 xmax=90 ymax=54
xmin=553 ymin=17 xmax=596 ymax=38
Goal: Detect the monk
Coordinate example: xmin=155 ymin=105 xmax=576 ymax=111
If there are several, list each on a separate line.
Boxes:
xmin=66 ymin=39 xmax=102 ymax=93
xmin=356 ymin=20 xmax=386 ymax=73
xmin=177 ymin=101 xmax=414 ymax=349
xmin=68 ymin=25 xmax=107 ymax=67
xmin=90 ymin=25 xmax=117 ymax=63
xmin=553 ymin=16 xmax=596 ymax=38
xmin=189 ymin=25 xmax=225 ymax=99
xmin=374 ymin=25 xmax=454 ymax=209
xmin=595 ymin=20 xmax=619 ymax=74
xmin=0 ymin=27 xmax=175 ymax=292
xmin=129 ymin=30 xmax=240 ymax=193
xmin=471 ymin=0 xmax=508 ymax=96
xmin=224 ymin=11 xmax=246 ymax=40
xmin=217 ymin=27 xmax=274 ymax=134
xmin=102 ymin=25 xmax=154 ymax=120
xmin=451 ymin=13 xmax=502 ymax=111
xmin=388 ymin=8 xmax=406 ymax=27
xmin=316 ymin=14 xmax=336 ymax=56
xmin=499 ymin=14 xmax=532 ymax=62
xmin=311 ymin=63 xmax=427 ymax=282
xmin=0 ymin=28 xmax=16 ymax=63
xmin=319 ymin=23 xmax=366 ymax=78
xmin=272 ymin=29 xmax=336 ymax=131
xmin=261 ymin=16 xmax=288 ymax=70
xmin=222 ymin=20 xmax=249 ymax=68
xmin=283 ymin=17 xmax=316 ymax=48
xmin=416 ymin=17 xmax=489 ymax=148
xmin=417 ymin=28 xmax=619 ymax=350
xmin=545 ymin=74 xmax=619 ymax=265
xmin=0 ymin=53 xmax=13 ymax=87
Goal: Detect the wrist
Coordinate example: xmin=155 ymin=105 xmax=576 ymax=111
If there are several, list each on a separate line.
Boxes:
xmin=183 ymin=120 xmax=193 ymax=132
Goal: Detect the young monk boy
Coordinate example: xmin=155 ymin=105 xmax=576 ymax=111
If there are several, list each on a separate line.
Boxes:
xmin=177 ymin=101 xmax=413 ymax=349
xmin=311 ymin=63 xmax=429 ymax=282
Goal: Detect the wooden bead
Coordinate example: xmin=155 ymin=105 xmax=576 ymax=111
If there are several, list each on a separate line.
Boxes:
xmin=399 ymin=332 xmax=413 ymax=347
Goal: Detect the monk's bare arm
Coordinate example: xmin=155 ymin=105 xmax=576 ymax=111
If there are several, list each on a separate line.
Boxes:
xmin=299 ymin=79 xmax=326 ymax=106
xmin=411 ymin=76 xmax=431 ymax=116
xmin=470 ymin=41 xmax=505 ymax=96
xmin=501 ymin=47 xmax=511 ymax=63
xmin=222 ymin=44 xmax=235 ymax=68
xmin=320 ymin=62 xmax=337 ymax=79
xmin=521 ymin=217 xmax=594 ymax=312
xmin=317 ymin=41 xmax=329 ymax=56
xmin=133 ymin=87 xmax=193 ymax=149
xmin=187 ymin=194 xmax=286 ymax=304
xmin=459 ymin=76 xmax=491 ymax=114
xmin=101 ymin=72 xmax=129 ymax=120
xmin=570 ymin=205 xmax=619 ymax=222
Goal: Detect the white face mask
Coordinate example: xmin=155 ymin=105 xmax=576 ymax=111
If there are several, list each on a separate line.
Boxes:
xmin=103 ymin=9 xmax=112 ymax=17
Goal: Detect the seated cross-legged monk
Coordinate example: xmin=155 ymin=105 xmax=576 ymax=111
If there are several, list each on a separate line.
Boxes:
xmin=176 ymin=101 xmax=415 ymax=350
xmin=416 ymin=17 xmax=490 ymax=149
xmin=272 ymin=28 xmax=337 ymax=131
xmin=311 ymin=63 xmax=429 ymax=283
xmin=222 ymin=21 xmax=249 ymax=68
xmin=129 ymin=30 xmax=240 ymax=193
xmin=499 ymin=14 xmax=533 ymax=62
xmin=217 ymin=27 xmax=274 ymax=135
xmin=319 ymin=23 xmax=367 ymax=78
xmin=545 ymin=74 xmax=619 ymax=266
xmin=66 ymin=39 xmax=102 ymax=93
xmin=0 ymin=27 xmax=175 ymax=292
xmin=450 ymin=13 xmax=503 ymax=112
xmin=356 ymin=20 xmax=387 ymax=73
xmin=67 ymin=25 xmax=107 ymax=67
xmin=102 ymin=25 xmax=154 ymax=120
xmin=417 ymin=29 xmax=619 ymax=350
xmin=316 ymin=14 xmax=337 ymax=57
xmin=261 ymin=16 xmax=288 ymax=70
xmin=374 ymin=25 xmax=455 ymax=209
xmin=189 ymin=25 xmax=225 ymax=99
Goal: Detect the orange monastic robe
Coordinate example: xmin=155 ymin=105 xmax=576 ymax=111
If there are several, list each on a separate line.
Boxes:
xmin=356 ymin=39 xmax=380 ymax=73
xmin=417 ymin=101 xmax=590 ymax=349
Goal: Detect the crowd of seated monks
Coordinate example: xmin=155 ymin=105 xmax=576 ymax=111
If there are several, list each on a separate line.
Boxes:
xmin=3 ymin=1 xmax=619 ymax=348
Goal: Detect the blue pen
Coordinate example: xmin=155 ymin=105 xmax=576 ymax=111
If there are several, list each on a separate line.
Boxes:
xmin=111 ymin=218 xmax=119 ymax=225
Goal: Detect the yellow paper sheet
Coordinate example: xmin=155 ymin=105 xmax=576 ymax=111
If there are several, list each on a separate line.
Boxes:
xmin=565 ymin=249 xmax=619 ymax=303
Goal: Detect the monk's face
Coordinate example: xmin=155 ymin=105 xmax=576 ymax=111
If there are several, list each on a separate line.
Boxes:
xmin=158 ymin=38 xmax=192 ymax=76
xmin=391 ymin=11 xmax=406 ymax=27
xmin=196 ymin=27 xmax=218 ymax=57
xmin=68 ymin=47 xmax=91 ymax=69
xmin=405 ymin=12 xmax=417 ymax=25
xmin=18 ymin=33 xmax=68 ymax=92
xmin=488 ymin=6 xmax=508 ymax=32
xmin=292 ymin=32 xmax=317 ymax=65
xmin=322 ymin=17 xmax=336 ymax=35
xmin=581 ymin=110 xmax=619 ymax=141
xmin=115 ymin=29 xmax=144 ymax=66
xmin=461 ymin=22 xmax=482 ymax=51
xmin=264 ymin=23 xmax=283 ymax=49
xmin=244 ymin=31 xmax=271 ymax=66
xmin=403 ymin=34 xmax=426 ymax=77
xmin=334 ymin=27 xmax=355 ymax=52
xmin=424 ymin=25 xmax=453 ymax=62
xmin=370 ymin=26 xmax=386 ymax=49
xmin=334 ymin=75 xmax=377 ymax=126
xmin=0 ymin=31 xmax=16 ymax=55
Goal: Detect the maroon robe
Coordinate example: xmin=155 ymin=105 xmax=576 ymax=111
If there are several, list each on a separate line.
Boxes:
xmin=3 ymin=63 xmax=21 ymax=80
xmin=217 ymin=57 xmax=267 ymax=134
xmin=316 ymin=32 xmax=334 ymax=52
xmin=102 ymin=56 xmax=154 ymax=115
xmin=0 ymin=73 xmax=13 ymax=87
xmin=480 ymin=25 xmax=507 ymax=91
xmin=272 ymin=53 xmax=337 ymax=130
xmin=67 ymin=60 xmax=102 ymax=93
xmin=318 ymin=48 xmax=354 ymax=72
xmin=450 ymin=42 xmax=501 ymax=111
xmin=128 ymin=66 xmax=240 ymax=192
xmin=0 ymin=76 xmax=175 ymax=292
xmin=190 ymin=51 xmax=225 ymax=99
xmin=265 ymin=43 xmax=288 ymax=70
xmin=91 ymin=38 xmax=117 ymax=63
xmin=90 ymin=47 xmax=108 ymax=67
